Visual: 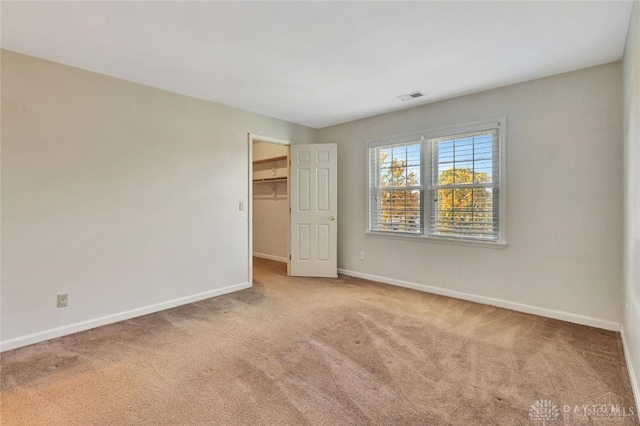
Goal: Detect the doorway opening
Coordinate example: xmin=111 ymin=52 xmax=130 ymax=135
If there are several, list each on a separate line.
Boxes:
xmin=248 ymin=134 xmax=291 ymax=285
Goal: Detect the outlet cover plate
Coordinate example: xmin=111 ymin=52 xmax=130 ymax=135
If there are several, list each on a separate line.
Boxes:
xmin=57 ymin=294 xmax=68 ymax=308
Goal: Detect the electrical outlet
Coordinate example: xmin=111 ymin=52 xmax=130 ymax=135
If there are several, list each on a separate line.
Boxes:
xmin=57 ymin=294 xmax=68 ymax=308
xmin=359 ymin=251 xmax=365 ymax=261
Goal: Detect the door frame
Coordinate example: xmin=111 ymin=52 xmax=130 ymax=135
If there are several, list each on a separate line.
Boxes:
xmin=247 ymin=133 xmax=291 ymax=286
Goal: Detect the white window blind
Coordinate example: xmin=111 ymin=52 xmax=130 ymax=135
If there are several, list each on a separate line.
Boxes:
xmin=369 ymin=141 xmax=423 ymax=234
xmin=367 ymin=118 xmax=505 ymax=245
xmin=427 ymin=128 xmax=500 ymax=241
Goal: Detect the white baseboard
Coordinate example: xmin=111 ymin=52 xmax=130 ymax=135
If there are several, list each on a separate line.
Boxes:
xmin=253 ymin=252 xmax=288 ymax=263
xmin=621 ymin=323 xmax=640 ymax=414
xmin=0 ymin=282 xmax=250 ymax=352
xmin=338 ymin=268 xmax=620 ymax=331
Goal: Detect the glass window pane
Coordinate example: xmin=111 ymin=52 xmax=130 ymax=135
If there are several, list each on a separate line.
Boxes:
xmin=438 ymin=167 xmax=454 ymax=185
xmin=438 ymin=140 xmax=454 ymax=166
xmin=434 ymin=130 xmax=496 ymax=187
xmin=433 ymin=184 xmax=496 ymax=238
xmin=378 ymin=143 xmax=421 ymax=188
xmin=406 ymin=144 xmax=421 ymax=166
xmin=474 ymin=160 xmax=492 ymax=183
xmin=406 ymin=166 xmax=421 ymax=186
xmin=379 ymin=147 xmax=392 ymax=168
xmin=374 ymin=189 xmax=421 ymax=233
xmin=454 ymin=137 xmax=473 ymax=162
xmin=453 ymin=163 xmax=473 ymax=184
xmin=392 ymin=145 xmax=407 ymax=164
xmin=474 ymin=135 xmax=493 ymax=160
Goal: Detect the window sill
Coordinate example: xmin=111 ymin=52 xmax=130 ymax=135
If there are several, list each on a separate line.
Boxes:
xmin=365 ymin=231 xmax=508 ymax=250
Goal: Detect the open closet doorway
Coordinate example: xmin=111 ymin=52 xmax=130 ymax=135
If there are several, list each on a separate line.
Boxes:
xmin=248 ymin=134 xmax=291 ymax=285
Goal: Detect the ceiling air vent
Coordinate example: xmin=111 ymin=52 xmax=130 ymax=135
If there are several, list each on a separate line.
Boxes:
xmin=397 ymin=91 xmax=426 ymax=102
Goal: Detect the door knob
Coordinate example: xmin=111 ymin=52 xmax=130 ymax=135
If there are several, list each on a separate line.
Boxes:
xmin=330 ymin=216 xmax=336 ymax=221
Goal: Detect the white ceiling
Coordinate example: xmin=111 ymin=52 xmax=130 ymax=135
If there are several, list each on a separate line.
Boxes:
xmin=1 ymin=1 xmax=633 ymax=129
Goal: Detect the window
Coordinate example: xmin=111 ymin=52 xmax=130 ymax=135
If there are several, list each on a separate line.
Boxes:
xmin=368 ymin=118 xmax=505 ymax=246
xmin=369 ymin=142 xmax=423 ymax=234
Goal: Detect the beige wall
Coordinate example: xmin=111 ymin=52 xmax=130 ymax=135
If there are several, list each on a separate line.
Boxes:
xmin=0 ymin=47 xmax=629 ymax=350
xmin=318 ymin=62 xmax=624 ymax=328
xmin=0 ymin=50 xmax=316 ymax=349
xmin=623 ymin=0 xmax=640 ymax=403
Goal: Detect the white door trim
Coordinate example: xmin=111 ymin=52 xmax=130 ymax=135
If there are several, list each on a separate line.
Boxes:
xmin=247 ymin=133 xmax=291 ymax=286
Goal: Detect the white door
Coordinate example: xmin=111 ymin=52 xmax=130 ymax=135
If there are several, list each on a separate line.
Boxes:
xmin=290 ymin=144 xmax=337 ymax=277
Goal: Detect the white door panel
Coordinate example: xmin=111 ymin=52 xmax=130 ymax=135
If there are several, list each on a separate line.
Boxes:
xmin=290 ymin=144 xmax=337 ymax=277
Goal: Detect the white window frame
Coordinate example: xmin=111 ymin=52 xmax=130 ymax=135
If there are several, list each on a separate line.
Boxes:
xmin=366 ymin=117 xmax=507 ymax=248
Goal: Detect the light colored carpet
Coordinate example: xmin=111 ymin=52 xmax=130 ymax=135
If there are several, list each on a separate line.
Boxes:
xmin=0 ymin=258 xmax=636 ymax=425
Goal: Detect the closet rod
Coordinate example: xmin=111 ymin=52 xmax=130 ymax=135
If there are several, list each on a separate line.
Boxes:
xmin=253 ymin=178 xmax=287 ymax=183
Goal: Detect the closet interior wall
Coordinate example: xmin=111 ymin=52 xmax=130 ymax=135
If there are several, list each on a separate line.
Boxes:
xmin=252 ymin=142 xmax=289 ymax=262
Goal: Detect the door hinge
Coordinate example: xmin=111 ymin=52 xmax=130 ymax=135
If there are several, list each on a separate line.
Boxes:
xmin=289 ymin=254 xmax=292 ymax=260
xmin=289 ymin=207 xmax=291 ymax=213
